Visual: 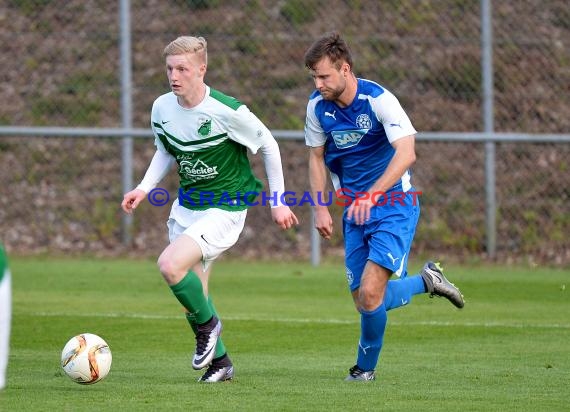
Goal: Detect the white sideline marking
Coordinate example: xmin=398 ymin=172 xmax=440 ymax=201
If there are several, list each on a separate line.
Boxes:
xmin=31 ymin=312 xmax=570 ymax=329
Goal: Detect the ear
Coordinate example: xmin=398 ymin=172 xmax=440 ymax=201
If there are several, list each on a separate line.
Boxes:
xmin=199 ymin=63 xmax=207 ymax=75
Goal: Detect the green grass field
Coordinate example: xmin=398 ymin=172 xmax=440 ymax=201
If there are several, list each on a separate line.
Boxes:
xmin=2 ymin=257 xmax=569 ymax=411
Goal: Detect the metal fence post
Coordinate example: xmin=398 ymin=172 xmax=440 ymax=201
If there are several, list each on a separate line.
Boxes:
xmin=310 ymin=206 xmax=320 ymax=266
xmin=120 ymin=0 xmax=134 ymax=245
xmin=481 ymin=0 xmax=497 ymax=258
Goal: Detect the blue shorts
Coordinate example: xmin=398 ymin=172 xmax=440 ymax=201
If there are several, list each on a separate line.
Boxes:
xmin=343 ymin=189 xmax=420 ymax=292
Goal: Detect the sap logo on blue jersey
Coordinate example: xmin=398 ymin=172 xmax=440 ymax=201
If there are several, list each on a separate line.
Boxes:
xmin=331 ymin=129 xmax=367 ymax=149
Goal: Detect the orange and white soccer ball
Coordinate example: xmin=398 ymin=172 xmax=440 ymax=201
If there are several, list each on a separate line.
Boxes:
xmin=61 ymin=333 xmax=112 ymax=384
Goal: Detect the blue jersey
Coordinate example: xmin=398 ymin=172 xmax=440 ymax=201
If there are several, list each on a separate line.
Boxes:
xmin=304 ymin=78 xmax=417 ymax=198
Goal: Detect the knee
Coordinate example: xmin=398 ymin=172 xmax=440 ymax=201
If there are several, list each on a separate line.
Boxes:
xmin=157 ymin=255 xmax=184 ymax=285
xmin=357 ymin=285 xmax=382 ymax=312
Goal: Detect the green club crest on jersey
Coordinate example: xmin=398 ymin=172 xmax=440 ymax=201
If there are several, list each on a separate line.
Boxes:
xmin=198 ymin=119 xmax=212 ymax=137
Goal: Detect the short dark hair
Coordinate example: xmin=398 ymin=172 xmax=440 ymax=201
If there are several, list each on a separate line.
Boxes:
xmin=304 ymin=32 xmax=353 ymax=71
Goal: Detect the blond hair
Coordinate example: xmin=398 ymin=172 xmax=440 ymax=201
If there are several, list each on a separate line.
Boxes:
xmin=163 ymin=36 xmax=208 ymax=65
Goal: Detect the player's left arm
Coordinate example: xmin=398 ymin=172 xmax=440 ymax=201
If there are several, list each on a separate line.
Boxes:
xmin=347 ymin=136 xmax=416 ymax=225
xmin=259 ymin=137 xmax=299 ymax=230
xmin=228 ymin=106 xmax=299 ymax=230
xmin=347 ymin=90 xmax=417 ymax=225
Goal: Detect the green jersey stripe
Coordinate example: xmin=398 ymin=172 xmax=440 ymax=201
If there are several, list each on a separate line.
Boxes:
xmin=153 ymin=123 xmax=228 ymax=146
xmin=209 ymin=88 xmax=242 ymax=110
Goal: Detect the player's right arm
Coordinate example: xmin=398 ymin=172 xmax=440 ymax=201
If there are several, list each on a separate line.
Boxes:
xmin=121 ymin=149 xmax=175 ymax=214
xmin=309 ymin=145 xmax=333 ymax=239
xmin=305 ymin=96 xmax=333 ymax=239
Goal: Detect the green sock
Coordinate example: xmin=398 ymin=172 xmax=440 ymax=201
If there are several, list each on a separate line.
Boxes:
xmin=170 ymin=271 xmax=212 ymax=324
xmin=185 ymin=295 xmax=227 ymax=358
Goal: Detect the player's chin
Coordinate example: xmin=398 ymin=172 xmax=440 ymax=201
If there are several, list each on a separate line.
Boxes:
xmin=319 ymin=91 xmax=335 ymax=101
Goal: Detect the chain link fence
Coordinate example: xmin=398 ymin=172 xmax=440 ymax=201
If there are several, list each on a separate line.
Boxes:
xmin=1 ymin=0 xmax=569 ymax=265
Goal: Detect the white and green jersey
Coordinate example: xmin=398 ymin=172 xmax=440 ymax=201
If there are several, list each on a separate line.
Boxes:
xmin=150 ymin=86 xmax=274 ymax=211
xmin=0 ymin=244 xmax=10 ymax=390
xmin=0 ymin=245 xmax=7 ymax=284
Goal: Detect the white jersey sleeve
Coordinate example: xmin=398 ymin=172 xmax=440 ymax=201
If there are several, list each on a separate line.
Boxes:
xmin=227 ymin=105 xmax=274 ymax=154
xmin=259 ymin=138 xmax=286 ymax=207
xmin=304 ymin=96 xmax=326 ymax=147
xmin=135 ymin=99 xmax=176 ymax=193
xmin=136 ymin=149 xmax=175 ymax=193
xmin=227 ymin=105 xmax=287 ymax=206
xmin=150 ymin=99 xmax=169 ymax=154
xmin=369 ymin=90 xmax=417 ymax=143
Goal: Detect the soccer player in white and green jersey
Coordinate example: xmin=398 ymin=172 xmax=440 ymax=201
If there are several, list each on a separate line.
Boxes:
xmin=121 ymin=36 xmax=298 ymax=383
xmin=0 ymin=244 xmax=11 ymax=390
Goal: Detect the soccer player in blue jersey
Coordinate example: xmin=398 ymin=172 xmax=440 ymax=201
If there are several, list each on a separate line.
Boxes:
xmin=303 ymin=32 xmax=465 ymax=381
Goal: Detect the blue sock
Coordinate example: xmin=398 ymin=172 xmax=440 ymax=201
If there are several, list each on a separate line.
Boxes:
xmin=384 ymin=275 xmax=426 ymax=311
xmin=357 ymin=304 xmax=387 ymax=371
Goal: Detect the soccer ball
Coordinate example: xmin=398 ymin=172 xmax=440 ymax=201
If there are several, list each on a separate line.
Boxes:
xmin=61 ymin=333 xmax=112 ymax=384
